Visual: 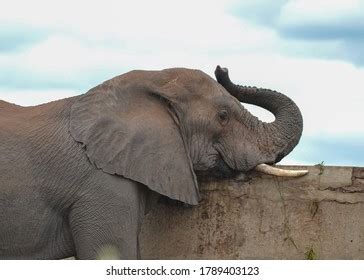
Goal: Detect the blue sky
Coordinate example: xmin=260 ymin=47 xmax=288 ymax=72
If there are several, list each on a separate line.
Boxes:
xmin=0 ymin=0 xmax=363 ymax=166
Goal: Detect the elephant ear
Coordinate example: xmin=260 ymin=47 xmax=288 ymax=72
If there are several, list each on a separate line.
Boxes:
xmin=69 ymin=72 xmax=200 ymax=205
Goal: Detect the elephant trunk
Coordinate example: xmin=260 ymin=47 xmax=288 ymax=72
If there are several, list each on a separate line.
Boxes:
xmin=215 ymin=66 xmax=307 ymax=176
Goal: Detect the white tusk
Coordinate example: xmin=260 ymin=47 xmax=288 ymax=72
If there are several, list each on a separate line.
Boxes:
xmin=254 ymin=163 xmax=309 ymax=177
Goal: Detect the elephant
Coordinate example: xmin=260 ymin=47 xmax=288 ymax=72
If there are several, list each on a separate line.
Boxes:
xmin=0 ymin=65 xmax=307 ymax=259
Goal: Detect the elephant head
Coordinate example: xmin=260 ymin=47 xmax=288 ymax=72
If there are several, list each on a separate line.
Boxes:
xmin=70 ymin=66 xmax=306 ymax=205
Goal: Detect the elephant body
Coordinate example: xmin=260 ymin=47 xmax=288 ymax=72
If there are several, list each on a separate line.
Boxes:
xmin=0 ymin=99 xmax=151 ymax=259
xmin=0 ymin=67 xmax=304 ymax=259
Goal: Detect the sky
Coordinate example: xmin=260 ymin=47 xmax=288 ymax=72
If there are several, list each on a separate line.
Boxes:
xmin=0 ymin=0 xmax=363 ymax=167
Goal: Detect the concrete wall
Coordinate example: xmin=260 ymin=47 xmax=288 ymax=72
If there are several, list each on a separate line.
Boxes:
xmin=140 ymin=165 xmax=364 ymax=259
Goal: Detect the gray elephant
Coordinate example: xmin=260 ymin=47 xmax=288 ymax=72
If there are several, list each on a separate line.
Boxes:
xmin=0 ymin=66 xmax=306 ymax=259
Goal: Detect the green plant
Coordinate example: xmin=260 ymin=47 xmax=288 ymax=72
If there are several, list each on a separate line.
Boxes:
xmin=315 ymin=161 xmax=325 ymax=175
xmin=305 ymin=246 xmax=317 ymax=260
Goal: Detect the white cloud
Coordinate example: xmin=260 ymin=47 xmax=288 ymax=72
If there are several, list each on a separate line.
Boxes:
xmin=279 ymin=0 xmax=363 ymax=24
xmin=0 ymin=0 xmax=277 ymax=52
xmin=0 ymin=0 xmax=278 ymax=90
xmin=0 ymin=88 xmax=78 ymax=106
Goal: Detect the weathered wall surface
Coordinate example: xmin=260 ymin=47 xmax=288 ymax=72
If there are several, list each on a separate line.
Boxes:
xmin=140 ymin=165 xmax=364 ymax=259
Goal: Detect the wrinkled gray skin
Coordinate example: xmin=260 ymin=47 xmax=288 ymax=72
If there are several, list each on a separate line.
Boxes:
xmin=0 ymin=66 xmax=303 ymax=259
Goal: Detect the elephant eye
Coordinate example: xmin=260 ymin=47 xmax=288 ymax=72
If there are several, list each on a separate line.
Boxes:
xmin=217 ymin=110 xmax=229 ymax=125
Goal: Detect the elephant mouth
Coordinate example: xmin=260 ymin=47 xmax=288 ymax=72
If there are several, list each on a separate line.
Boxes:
xmin=195 ymin=154 xmax=240 ymax=180
xmin=213 ymin=145 xmax=308 ymax=178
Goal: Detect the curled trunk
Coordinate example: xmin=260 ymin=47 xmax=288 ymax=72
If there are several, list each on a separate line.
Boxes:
xmin=215 ymin=66 xmax=303 ymax=164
